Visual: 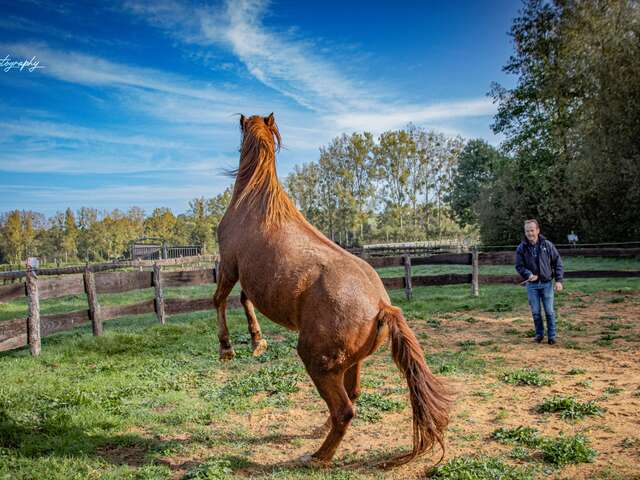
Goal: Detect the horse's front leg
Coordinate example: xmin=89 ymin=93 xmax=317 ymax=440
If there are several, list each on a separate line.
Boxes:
xmin=213 ymin=268 xmax=237 ymax=360
xmin=240 ymin=290 xmax=268 ymax=356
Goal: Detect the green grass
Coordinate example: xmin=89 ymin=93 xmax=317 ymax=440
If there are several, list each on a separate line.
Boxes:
xmin=428 ymin=455 xmax=535 ymax=480
xmin=501 ymin=368 xmax=552 ymax=387
xmin=603 ymin=386 xmax=624 ymax=395
xmin=491 ymin=426 xmax=542 ymax=447
xmin=377 ymin=255 xmax=640 ymax=278
xmin=426 ymin=348 xmax=488 ymax=376
xmin=536 ymin=396 xmax=604 ymax=420
xmin=491 ymin=427 xmax=597 ymax=467
xmin=0 ymin=263 xmax=638 ymax=479
xmin=539 ymin=433 xmax=597 ymax=466
xmin=355 ymin=392 xmax=404 ymax=423
xmin=567 ymin=368 xmax=586 ymax=375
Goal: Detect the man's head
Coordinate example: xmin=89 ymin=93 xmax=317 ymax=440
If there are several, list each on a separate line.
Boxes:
xmin=524 ymin=219 xmax=540 ymax=244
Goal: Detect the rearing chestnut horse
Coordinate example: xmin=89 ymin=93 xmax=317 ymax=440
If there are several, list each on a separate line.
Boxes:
xmin=213 ymin=113 xmax=450 ymax=466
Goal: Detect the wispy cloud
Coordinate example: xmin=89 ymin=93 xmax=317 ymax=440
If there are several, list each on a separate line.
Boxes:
xmin=327 ymin=98 xmax=497 ymax=133
xmin=123 ymin=0 xmax=379 ymax=113
xmin=0 ymin=182 xmax=229 ymax=211
xmin=3 ymin=41 xmax=240 ymax=104
xmin=122 ymin=0 xmax=496 ymax=131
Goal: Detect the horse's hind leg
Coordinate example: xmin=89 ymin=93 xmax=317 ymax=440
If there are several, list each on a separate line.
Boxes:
xmin=213 ymin=268 xmax=237 ymax=360
xmin=240 ymin=290 xmax=267 ymax=356
xmin=316 ymin=361 xmax=362 ymax=436
xmin=305 ymin=368 xmax=354 ymax=463
xmin=344 ymin=362 xmax=362 ymax=402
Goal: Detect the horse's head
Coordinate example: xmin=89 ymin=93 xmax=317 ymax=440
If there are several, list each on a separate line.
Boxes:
xmin=232 ymin=112 xmax=301 ymax=225
xmin=239 ymin=113 xmax=282 ymax=155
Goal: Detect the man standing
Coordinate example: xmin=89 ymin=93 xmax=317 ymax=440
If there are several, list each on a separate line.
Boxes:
xmin=515 ymin=219 xmax=564 ymax=345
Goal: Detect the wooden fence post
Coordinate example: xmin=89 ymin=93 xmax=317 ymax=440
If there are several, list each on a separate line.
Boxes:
xmin=471 ymin=246 xmax=479 ymax=297
xmin=153 ymin=263 xmax=166 ymax=325
xmin=403 ymin=255 xmax=412 ymax=300
xmin=84 ymin=265 xmax=103 ymax=336
xmin=26 ymin=261 xmax=41 ymax=356
xmin=214 ymin=257 xmax=220 ymax=283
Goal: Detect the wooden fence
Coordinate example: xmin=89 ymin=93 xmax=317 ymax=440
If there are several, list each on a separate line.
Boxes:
xmin=1 ymin=248 xmax=639 ymax=356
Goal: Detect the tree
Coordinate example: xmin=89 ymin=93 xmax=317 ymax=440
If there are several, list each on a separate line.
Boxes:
xmin=1 ymin=211 xmax=23 ymax=264
xmin=144 ymin=208 xmax=178 ymax=243
xmin=22 ymin=212 xmax=36 ymax=258
xmin=285 ymin=163 xmax=322 ymax=227
xmin=374 ymin=130 xmax=415 ymax=238
xmin=448 ymin=139 xmax=505 ymax=227
xmin=207 ymin=188 xmax=232 ymax=245
xmin=189 ymin=197 xmax=214 ymax=252
xmin=488 ymin=0 xmax=640 ymax=243
xmin=62 ymin=208 xmax=78 ymax=261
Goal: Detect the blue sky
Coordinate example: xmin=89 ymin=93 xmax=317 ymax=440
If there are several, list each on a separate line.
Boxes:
xmin=0 ymin=0 xmax=520 ymax=216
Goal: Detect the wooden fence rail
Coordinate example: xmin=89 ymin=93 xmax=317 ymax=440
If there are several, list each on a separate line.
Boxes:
xmin=1 ymin=247 xmax=639 ymax=355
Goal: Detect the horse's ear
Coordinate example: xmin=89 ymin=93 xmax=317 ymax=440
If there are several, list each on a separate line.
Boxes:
xmin=240 ymin=114 xmax=246 ymax=131
xmin=264 ymin=113 xmax=275 ymax=127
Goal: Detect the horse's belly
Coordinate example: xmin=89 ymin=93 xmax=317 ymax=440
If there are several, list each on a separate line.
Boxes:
xmin=241 ymin=285 xmax=299 ymax=331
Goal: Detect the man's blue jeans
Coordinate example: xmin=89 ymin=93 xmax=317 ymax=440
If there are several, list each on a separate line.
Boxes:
xmin=527 ymin=281 xmax=556 ymax=339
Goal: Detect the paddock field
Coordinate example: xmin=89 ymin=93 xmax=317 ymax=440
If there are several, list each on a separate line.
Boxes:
xmin=0 ymin=257 xmax=639 ymax=479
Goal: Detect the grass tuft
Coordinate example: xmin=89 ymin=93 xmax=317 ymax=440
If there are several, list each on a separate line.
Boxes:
xmin=536 ymin=395 xmax=604 ymax=420
xmin=491 ymin=426 xmax=541 ymax=447
xmin=501 ymin=368 xmax=552 ymax=386
xmin=603 ymin=386 xmax=623 ymax=395
xmin=567 ymin=368 xmax=586 ymax=375
xmin=539 ymin=433 xmax=597 ymax=466
xmin=428 ymin=455 xmax=534 ymax=480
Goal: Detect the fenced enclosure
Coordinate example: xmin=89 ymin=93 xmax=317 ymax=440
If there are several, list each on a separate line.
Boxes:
xmin=128 ymin=237 xmax=203 ymax=260
xmin=1 ymin=247 xmax=639 ymax=356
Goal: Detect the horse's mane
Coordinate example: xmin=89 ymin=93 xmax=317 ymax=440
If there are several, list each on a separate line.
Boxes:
xmin=232 ymin=116 xmax=303 ymax=227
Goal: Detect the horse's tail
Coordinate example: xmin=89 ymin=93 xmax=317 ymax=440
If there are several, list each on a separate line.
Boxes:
xmin=378 ymin=302 xmax=451 ymax=467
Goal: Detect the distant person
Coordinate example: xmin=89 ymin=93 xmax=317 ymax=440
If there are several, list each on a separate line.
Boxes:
xmin=567 ymin=231 xmax=579 ymax=247
xmin=515 ymin=219 xmax=564 ymax=345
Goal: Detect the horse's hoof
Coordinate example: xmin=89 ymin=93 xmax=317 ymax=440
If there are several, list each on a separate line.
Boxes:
xmin=219 ymin=348 xmax=236 ymax=361
xmin=252 ymin=339 xmax=268 ymax=357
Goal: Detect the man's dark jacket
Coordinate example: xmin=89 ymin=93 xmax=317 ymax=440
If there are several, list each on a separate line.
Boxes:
xmin=515 ymin=234 xmax=564 ymax=282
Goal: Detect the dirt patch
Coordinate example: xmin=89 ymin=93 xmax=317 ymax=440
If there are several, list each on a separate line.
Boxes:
xmin=159 ymin=291 xmax=640 ymax=479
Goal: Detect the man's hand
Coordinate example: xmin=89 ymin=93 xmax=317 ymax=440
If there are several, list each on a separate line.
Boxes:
xmin=555 ymin=282 xmax=563 ymax=292
xmin=528 ymin=274 xmax=538 ymax=282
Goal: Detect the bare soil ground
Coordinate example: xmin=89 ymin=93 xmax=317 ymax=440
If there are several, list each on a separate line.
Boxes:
xmin=159 ymin=290 xmax=640 ymax=479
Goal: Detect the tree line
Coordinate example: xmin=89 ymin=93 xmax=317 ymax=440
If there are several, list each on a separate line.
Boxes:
xmin=0 ymin=192 xmax=231 ymax=265
xmin=0 ymin=125 xmax=476 ymax=265
xmin=284 ymin=126 xmax=470 ymax=245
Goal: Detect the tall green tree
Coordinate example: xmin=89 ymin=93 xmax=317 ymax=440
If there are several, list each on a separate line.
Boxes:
xmin=448 ymin=139 xmax=505 ymax=227
xmin=1 ymin=211 xmax=23 ymax=264
xmin=62 ymin=208 xmax=78 ymax=261
xmin=488 ymin=0 xmax=640 ymax=243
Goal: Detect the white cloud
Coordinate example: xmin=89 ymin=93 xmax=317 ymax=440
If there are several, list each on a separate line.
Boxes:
xmin=122 ymin=0 xmax=497 ymax=135
xmin=326 ymin=98 xmax=497 ymax=133
xmin=3 ymin=41 xmax=240 ymax=104
xmin=0 ymin=120 xmax=210 ymax=150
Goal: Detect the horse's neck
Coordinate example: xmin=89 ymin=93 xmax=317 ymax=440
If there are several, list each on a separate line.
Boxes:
xmin=230 ymin=145 xmax=298 ymax=228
